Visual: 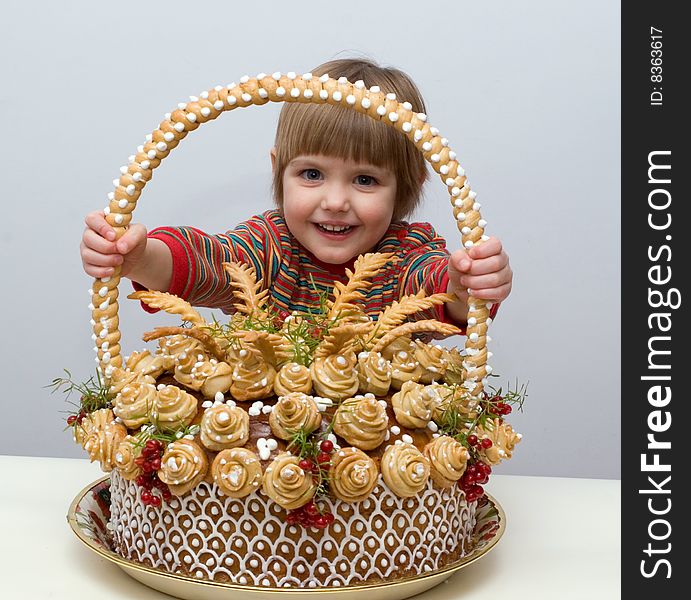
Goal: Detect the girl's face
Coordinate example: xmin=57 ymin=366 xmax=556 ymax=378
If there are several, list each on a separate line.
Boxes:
xmin=280 ymin=154 xmax=397 ymax=265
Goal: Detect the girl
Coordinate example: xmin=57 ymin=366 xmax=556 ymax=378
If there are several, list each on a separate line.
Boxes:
xmin=80 ymin=58 xmax=512 ymax=329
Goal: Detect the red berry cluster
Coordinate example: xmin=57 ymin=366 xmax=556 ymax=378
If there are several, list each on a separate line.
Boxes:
xmin=286 ymin=500 xmax=335 ymax=529
xmin=287 ymin=439 xmax=336 ymax=529
xmin=459 ymin=461 xmax=492 ymax=503
xmin=466 ymin=434 xmax=493 ymax=450
xmin=66 ymin=410 xmax=87 ymax=426
xmin=134 ymin=439 xmax=171 ymax=507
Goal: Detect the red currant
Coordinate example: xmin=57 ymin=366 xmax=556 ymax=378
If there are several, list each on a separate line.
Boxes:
xmin=481 ymin=438 xmax=493 ymax=449
xmin=67 ymin=415 xmax=77 ymax=425
xmin=324 ymin=512 xmax=335 ymax=524
xmin=320 ymin=440 xmax=334 ymax=453
xmin=501 ymin=405 xmax=512 ymax=415
xmin=141 ymin=490 xmax=153 ymax=504
xmin=314 ymin=515 xmax=328 ymax=529
xmin=317 ymin=452 xmax=331 ymax=464
xmin=298 ymin=459 xmax=314 ymax=471
xmin=150 ymin=495 xmax=162 ymax=507
xmin=467 ymin=434 xmax=478 ymax=446
xmin=150 ymin=458 xmax=161 ymax=471
xmin=305 ymin=502 xmax=319 ymax=517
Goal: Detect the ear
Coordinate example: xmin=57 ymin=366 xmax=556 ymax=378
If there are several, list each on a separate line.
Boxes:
xmin=269 ymin=146 xmax=277 ymax=174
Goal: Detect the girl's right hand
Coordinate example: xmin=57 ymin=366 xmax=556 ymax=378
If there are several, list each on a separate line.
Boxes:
xmin=80 ymin=210 xmax=149 ymax=279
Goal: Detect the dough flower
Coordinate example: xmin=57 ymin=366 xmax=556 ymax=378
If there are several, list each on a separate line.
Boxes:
xmin=113 ymin=381 xmax=156 ymax=428
xmin=200 ymin=404 xmax=249 ymax=451
xmin=158 ymin=439 xmax=208 ymax=495
xmin=381 ymin=443 xmax=430 ymax=497
xmin=391 ymin=380 xmax=434 ymax=429
xmin=269 ymin=392 xmax=322 ymax=440
xmin=357 ymin=351 xmax=392 ymax=396
xmin=199 ymin=360 xmax=233 ymax=399
xmin=333 ymin=395 xmax=388 ymax=450
xmin=413 ymin=340 xmax=447 ymax=384
xmin=152 ymin=385 xmax=198 ymax=431
xmin=423 ymin=435 xmax=469 ymax=488
xmin=173 ymin=349 xmax=207 ymax=391
xmin=108 ymin=367 xmax=155 ymax=397
xmin=262 ymin=452 xmax=316 ymax=510
xmin=125 ymin=350 xmax=167 ymax=379
xmin=158 ymin=335 xmax=206 ymax=370
xmin=211 ymin=448 xmax=262 ymax=498
xmin=330 ymin=447 xmax=378 ymax=502
xmin=230 ymin=351 xmax=276 ymax=401
xmin=273 ymin=362 xmax=313 ymax=396
xmin=390 ymin=347 xmax=424 ymax=390
xmin=81 ymin=408 xmax=127 ymax=472
xmin=476 ymin=418 xmax=523 ymax=465
xmin=114 ymin=435 xmax=142 ymax=480
xmin=311 ymin=352 xmax=359 ymax=400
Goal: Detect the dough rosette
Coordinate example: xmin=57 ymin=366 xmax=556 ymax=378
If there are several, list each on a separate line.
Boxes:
xmin=333 ymin=395 xmax=388 ymax=450
xmin=423 ymin=435 xmax=469 ymax=488
xmin=262 ymin=452 xmax=316 ymax=510
xmin=357 ymin=351 xmax=392 ymax=396
xmin=200 ymin=403 xmax=249 ymax=451
xmin=199 ymin=360 xmax=233 ymax=399
xmin=381 ymin=443 xmax=430 ymax=497
xmin=211 ymin=447 xmax=262 ymax=498
xmin=428 ymin=383 xmax=479 ymax=423
xmin=173 ymin=350 xmax=207 ymax=391
xmin=114 ymin=435 xmax=142 ymax=480
xmin=413 ymin=340 xmax=447 ymax=384
xmin=81 ymin=408 xmax=127 ymax=472
xmin=230 ymin=352 xmax=276 ymax=401
xmin=158 ymin=335 xmax=206 ymax=370
xmin=158 ymin=439 xmax=208 ymax=495
xmin=391 ymin=380 xmax=434 ymax=429
xmin=269 ymin=392 xmax=322 ymax=440
xmin=310 ymin=352 xmax=359 ymax=400
xmin=330 ymin=447 xmax=378 ymax=502
xmin=126 ymin=350 xmax=167 ymax=379
xmin=475 ymin=418 xmax=522 ymax=465
xmin=380 ymin=336 xmax=414 ymax=361
xmin=113 ymin=381 xmax=156 ymax=428
xmin=108 ymin=367 xmax=155 ymax=397
xmin=152 ymin=385 xmax=197 ymax=431
xmin=390 ymin=348 xmax=424 ymax=390
xmin=273 ymin=362 xmax=312 ymax=396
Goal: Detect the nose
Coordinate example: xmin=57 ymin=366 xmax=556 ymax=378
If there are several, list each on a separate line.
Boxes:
xmin=320 ymin=182 xmax=350 ymax=212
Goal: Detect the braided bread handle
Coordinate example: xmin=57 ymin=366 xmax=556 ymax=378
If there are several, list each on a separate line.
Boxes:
xmin=89 ymin=72 xmax=491 ymax=394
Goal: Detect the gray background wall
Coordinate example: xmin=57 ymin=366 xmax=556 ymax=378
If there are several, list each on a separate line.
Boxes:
xmin=0 ymin=0 xmax=620 ymax=479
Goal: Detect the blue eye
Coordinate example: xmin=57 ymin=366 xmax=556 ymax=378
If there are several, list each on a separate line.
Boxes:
xmin=356 ymin=175 xmax=376 ymax=186
xmin=301 ymin=169 xmax=322 ymax=181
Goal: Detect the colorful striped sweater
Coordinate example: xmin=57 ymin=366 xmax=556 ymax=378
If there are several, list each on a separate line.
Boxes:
xmin=135 ymin=210 xmax=498 ymax=329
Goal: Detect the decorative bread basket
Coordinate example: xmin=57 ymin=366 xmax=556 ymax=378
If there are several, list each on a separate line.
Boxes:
xmin=58 ymin=71 xmax=523 ymax=594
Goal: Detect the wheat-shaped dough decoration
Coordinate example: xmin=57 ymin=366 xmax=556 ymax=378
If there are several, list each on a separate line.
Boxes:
xmin=365 ymin=290 xmax=455 ymax=348
xmin=222 ymin=261 xmax=270 ymax=318
xmin=128 ymin=290 xmax=206 ymax=327
xmin=231 ymin=329 xmax=291 ymax=366
xmin=371 ymin=320 xmax=461 ymax=354
xmin=313 ymin=322 xmax=372 ymax=359
xmin=328 ymin=252 xmax=394 ymax=320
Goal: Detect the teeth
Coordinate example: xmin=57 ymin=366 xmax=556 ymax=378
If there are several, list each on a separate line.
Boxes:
xmin=318 ymin=223 xmax=351 ymax=233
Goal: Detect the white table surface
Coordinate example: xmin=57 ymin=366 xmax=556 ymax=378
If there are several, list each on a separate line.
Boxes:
xmin=0 ymin=455 xmax=620 ymax=599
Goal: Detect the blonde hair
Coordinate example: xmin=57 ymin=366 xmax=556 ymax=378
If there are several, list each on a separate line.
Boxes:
xmin=272 ymin=58 xmax=428 ymax=221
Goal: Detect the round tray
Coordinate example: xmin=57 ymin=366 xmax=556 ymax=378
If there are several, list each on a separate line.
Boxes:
xmin=67 ymin=476 xmax=505 ymax=600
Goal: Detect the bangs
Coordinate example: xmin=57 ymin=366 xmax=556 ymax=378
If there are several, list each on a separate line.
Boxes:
xmin=276 ymin=102 xmax=406 ymax=171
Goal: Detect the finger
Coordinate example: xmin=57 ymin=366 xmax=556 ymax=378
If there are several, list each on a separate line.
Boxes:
xmin=468 ymin=237 xmax=502 ymax=260
xmin=116 ymin=223 xmax=147 ymax=254
xmin=80 ymin=245 xmax=124 ymax=268
xmin=467 ymin=282 xmax=513 ymax=302
xmin=460 ymin=272 xmax=507 ymax=291
xmin=84 ymin=211 xmax=116 ymax=242
xmin=448 ymin=248 xmax=472 ymax=273
xmin=466 ymin=254 xmax=509 ymax=276
xmin=83 ymin=264 xmax=117 ymax=279
xmin=83 ymin=228 xmax=119 ymax=254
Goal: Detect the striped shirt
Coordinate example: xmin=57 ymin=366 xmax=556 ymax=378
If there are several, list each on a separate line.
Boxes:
xmin=135 ymin=210 xmax=498 ymax=329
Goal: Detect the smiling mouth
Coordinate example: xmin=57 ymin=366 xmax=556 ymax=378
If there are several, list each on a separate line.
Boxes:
xmin=315 ymin=223 xmax=354 ymax=235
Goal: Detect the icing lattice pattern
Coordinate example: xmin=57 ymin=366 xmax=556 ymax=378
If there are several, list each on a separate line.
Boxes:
xmin=110 ymin=470 xmax=476 ymax=588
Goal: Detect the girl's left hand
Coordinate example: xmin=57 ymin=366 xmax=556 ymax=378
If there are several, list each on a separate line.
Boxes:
xmin=447 ymin=237 xmax=513 ymax=303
